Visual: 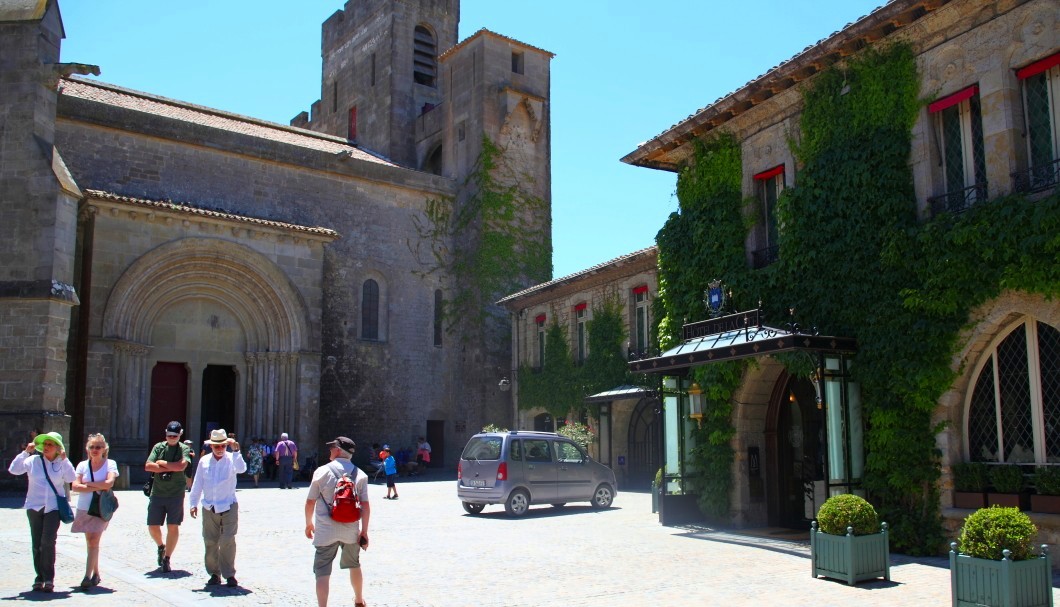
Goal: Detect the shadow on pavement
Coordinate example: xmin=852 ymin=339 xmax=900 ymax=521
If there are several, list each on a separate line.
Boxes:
xmin=144 ymin=569 xmax=192 ymax=580
xmin=2 ymin=589 xmax=74 ymax=602
xmin=193 ymin=586 xmax=253 ymax=597
xmin=465 ymin=504 xmax=623 ymax=520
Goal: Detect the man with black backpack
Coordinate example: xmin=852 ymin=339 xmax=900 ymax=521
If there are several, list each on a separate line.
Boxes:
xmin=305 ymin=436 xmax=370 ymax=607
xmin=144 ymin=421 xmax=192 ymax=573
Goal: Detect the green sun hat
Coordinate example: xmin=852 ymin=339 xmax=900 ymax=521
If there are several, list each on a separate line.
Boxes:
xmin=34 ymin=431 xmax=65 ymax=453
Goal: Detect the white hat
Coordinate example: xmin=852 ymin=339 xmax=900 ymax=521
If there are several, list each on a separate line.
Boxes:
xmin=208 ymin=429 xmax=229 ymax=444
xmin=280 ymin=432 xmax=289 ymax=440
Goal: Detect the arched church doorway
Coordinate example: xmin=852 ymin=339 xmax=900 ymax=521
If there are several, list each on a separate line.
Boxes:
xmin=627 ymin=398 xmax=660 ymax=491
xmin=200 ymin=365 xmax=237 ymax=441
xmin=768 ymin=375 xmax=824 ymax=528
xmin=150 ymin=362 xmax=188 ymax=438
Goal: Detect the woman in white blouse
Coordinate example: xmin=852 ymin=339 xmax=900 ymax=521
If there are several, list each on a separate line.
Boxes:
xmin=7 ymin=431 xmax=76 ymax=593
xmin=71 ymin=433 xmax=119 ymax=590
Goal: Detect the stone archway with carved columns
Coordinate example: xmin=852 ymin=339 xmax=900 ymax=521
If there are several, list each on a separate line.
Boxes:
xmin=101 ymin=237 xmax=316 ymax=450
xmin=729 ymin=358 xmax=788 ymax=527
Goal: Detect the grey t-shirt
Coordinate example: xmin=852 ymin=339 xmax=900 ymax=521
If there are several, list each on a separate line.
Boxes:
xmin=306 ymin=458 xmax=368 ymax=546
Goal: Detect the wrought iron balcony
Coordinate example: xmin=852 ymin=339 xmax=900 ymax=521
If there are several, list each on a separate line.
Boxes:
xmin=751 ymin=245 xmax=779 ymax=269
xmin=928 ymin=182 xmax=988 ymax=217
xmin=1012 ymin=157 xmax=1060 ymax=195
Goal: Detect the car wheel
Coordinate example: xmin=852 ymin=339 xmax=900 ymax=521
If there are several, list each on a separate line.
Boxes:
xmin=504 ymin=489 xmax=530 ymax=517
xmin=551 ymin=503 xmax=566 ymax=508
xmin=462 ymin=502 xmax=485 ymax=515
xmin=590 ymin=484 xmax=614 ymax=509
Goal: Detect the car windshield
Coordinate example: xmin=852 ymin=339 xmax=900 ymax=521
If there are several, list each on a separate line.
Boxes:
xmin=461 ymin=436 xmax=502 ymax=461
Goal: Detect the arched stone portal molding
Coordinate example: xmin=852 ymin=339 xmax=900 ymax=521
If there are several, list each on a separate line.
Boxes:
xmin=102 ymin=237 xmax=310 ymax=352
xmin=110 ymin=340 xmax=151 ymax=445
xmin=102 ymin=237 xmax=316 ymax=446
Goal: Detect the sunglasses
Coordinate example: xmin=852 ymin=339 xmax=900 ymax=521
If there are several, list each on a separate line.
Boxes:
xmin=165 ymin=434 xmax=180 ymax=438
xmin=211 ymin=444 xmax=227 ymax=448
xmin=87 ymin=445 xmax=104 ymax=450
xmin=41 ymin=442 xmax=58 ymax=448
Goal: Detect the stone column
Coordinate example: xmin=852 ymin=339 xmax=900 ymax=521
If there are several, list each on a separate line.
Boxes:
xmin=111 ymin=341 xmax=151 ymax=447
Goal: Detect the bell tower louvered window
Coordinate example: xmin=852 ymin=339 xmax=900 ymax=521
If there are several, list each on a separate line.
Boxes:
xmin=413 ymin=25 xmax=437 ymax=88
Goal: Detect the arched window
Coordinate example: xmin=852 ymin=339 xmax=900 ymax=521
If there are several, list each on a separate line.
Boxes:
xmin=966 ymin=319 xmax=1060 ymax=463
xmin=413 ymin=25 xmax=437 ymax=88
xmin=361 ymin=279 xmax=379 ymax=340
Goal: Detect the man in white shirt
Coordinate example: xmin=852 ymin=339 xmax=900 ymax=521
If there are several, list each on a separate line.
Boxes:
xmin=305 ymin=436 xmax=370 ymax=607
xmin=189 ymin=429 xmax=246 ymax=587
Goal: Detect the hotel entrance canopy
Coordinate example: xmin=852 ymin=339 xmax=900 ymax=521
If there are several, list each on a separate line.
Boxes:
xmin=628 ymin=309 xmax=857 ymax=375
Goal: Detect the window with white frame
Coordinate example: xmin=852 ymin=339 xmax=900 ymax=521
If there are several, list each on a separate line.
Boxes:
xmin=929 ymin=85 xmax=986 ymax=214
xmin=752 ymin=166 xmax=784 ymax=269
xmin=575 ymin=305 xmax=588 ymax=365
xmin=634 ymin=287 xmax=650 ymax=354
xmin=1017 ymin=53 xmax=1060 ymax=192
xmin=535 ymin=315 xmax=545 ymax=368
xmin=966 ymin=318 xmax=1060 ymax=463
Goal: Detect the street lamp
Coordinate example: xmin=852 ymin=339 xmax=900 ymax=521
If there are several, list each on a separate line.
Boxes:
xmin=688 ymin=381 xmax=704 ymax=425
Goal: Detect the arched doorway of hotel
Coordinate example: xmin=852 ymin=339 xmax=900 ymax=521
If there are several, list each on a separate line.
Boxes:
xmin=626 ymin=398 xmax=660 ymax=491
xmin=149 ymin=362 xmax=188 ymax=440
xmin=767 ymin=374 xmax=824 ymax=528
xmin=200 ymin=365 xmax=237 ymax=441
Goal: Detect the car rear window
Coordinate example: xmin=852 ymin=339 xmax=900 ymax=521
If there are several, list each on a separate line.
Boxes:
xmin=461 ymin=436 xmax=502 ymax=461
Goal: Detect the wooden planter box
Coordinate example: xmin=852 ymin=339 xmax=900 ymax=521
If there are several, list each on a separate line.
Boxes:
xmin=954 ymin=491 xmax=987 ymax=509
xmin=988 ymin=492 xmax=1030 ymax=510
xmin=1030 ymin=494 xmax=1060 ymax=514
xmin=810 ymin=521 xmax=890 ymax=585
xmin=950 ymin=543 xmax=1053 ymax=607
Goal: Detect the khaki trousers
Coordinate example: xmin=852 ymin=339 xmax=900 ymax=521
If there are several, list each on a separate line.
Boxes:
xmin=201 ymin=502 xmax=239 ymax=578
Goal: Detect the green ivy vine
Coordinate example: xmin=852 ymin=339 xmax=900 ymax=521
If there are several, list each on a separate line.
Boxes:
xmin=518 ymin=295 xmax=633 ymax=426
xmin=411 ymin=135 xmax=552 ymax=337
xmin=655 ymin=43 xmax=1060 ymax=553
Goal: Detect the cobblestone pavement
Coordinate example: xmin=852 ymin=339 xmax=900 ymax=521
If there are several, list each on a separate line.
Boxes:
xmin=2 ymin=474 xmax=1058 ymax=606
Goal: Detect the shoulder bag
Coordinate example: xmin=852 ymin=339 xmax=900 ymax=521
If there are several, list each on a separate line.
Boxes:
xmin=143 ymin=442 xmax=167 ymax=496
xmin=40 ymin=457 xmax=74 ymax=524
xmin=87 ymin=462 xmax=119 ymax=521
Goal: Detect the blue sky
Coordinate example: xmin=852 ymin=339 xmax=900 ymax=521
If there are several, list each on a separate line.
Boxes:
xmin=59 ymin=0 xmax=883 ymax=279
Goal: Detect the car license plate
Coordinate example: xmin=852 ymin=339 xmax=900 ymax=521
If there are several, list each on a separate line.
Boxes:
xmin=468 ymin=480 xmax=486 ymax=487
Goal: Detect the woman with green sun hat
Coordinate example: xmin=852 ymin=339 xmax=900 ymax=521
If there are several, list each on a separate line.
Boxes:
xmin=8 ymin=431 xmax=76 ymax=593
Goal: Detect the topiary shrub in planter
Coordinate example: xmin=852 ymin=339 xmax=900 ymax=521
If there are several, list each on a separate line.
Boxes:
xmin=1031 ymin=467 xmax=1060 ymax=514
xmin=988 ymin=465 xmax=1029 ymax=510
xmin=950 ymin=506 xmax=1052 ymax=607
xmin=811 ymin=494 xmax=890 ymax=585
xmin=953 ymin=462 xmax=989 ymax=509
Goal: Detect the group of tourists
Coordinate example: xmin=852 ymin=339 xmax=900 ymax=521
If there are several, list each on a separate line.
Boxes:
xmin=8 ymin=424 xmax=371 ymax=607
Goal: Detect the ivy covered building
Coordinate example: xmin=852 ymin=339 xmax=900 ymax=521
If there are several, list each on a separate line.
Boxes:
xmin=623 ymin=0 xmax=1059 ymax=554
xmin=0 ymin=0 xmax=552 ymax=474
xmin=498 ymin=246 xmax=658 ymax=489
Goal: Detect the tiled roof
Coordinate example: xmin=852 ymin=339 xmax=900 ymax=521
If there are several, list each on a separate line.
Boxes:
xmin=439 ymin=28 xmax=555 ymax=62
xmin=59 ymin=77 xmax=396 ymax=168
xmin=497 ymin=246 xmax=657 ymax=305
xmin=84 ymin=189 xmax=340 ymax=238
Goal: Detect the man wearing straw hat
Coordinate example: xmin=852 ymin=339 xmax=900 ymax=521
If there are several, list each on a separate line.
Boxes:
xmin=189 ymin=429 xmax=246 ymax=587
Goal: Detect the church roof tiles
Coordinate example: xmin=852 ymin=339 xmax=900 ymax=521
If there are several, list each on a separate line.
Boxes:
xmin=59 ymin=77 xmax=395 ymax=168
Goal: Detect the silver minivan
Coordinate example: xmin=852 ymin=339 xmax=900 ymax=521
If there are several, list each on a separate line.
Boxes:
xmin=456 ymin=430 xmax=617 ymax=517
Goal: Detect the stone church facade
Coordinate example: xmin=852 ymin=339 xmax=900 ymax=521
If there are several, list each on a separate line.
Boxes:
xmin=0 ymin=0 xmax=552 ymax=473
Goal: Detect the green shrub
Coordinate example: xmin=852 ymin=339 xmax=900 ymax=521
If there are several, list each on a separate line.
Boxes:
xmin=816 ymin=494 xmax=880 ymax=536
xmin=988 ymin=464 xmax=1027 ymax=493
xmin=952 ymin=462 xmax=989 ymax=492
xmin=481 ymin=424 xmax=508 ymax=433
xmin=958 ymin=506 xmax=1038 ymax=561
xmin=1033 ymin=466 xmax=1060 ymax=496
xmin=654 ymin=467 xmax=663 ymax=487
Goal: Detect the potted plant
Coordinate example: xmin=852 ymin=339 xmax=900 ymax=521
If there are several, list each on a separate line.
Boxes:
xmin=987 ymin=464 xmax=1029 ymax=510
xmin=950 ymin=506 xmax=1052 ymax=607
xmin=810 ymin=493 xmax=890 ymax=585
xmin=1030 ymin=466 xmax=1060 ymax=514
xmin=651 ymin=468 xmax=662 ymax=513
xmin=953 ymin=462 xmax=989 ymax=509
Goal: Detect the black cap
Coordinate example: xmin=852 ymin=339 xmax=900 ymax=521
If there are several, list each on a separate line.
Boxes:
xmin=165 ymin=421 xmax=183 ymax=434
xmin=326 ymin=436 xmax=356 ymax=455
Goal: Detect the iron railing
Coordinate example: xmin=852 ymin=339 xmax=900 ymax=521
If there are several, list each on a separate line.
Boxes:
xmin=1012 ymin=157 xmax=1060 ymax=195
xmin=928 ymin=181 xmax=988 ymax=217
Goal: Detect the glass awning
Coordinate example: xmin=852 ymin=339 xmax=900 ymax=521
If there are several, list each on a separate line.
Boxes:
xmin=584 ymin=385 xmax=654 ymax=403
xmin=629 ymin=324 xmax=857 ymax=375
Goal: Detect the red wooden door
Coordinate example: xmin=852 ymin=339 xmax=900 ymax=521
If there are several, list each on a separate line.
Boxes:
xmin=150 ymin=362 xmax=187 ymax=439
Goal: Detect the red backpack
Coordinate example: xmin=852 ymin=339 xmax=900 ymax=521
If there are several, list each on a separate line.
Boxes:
xmin=322 ymin=469 xmax=361 ymax=523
